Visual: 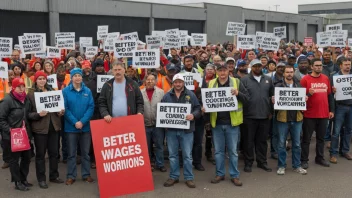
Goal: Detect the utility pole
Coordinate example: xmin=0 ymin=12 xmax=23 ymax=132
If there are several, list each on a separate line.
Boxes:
xmin=273 ymin=5 xmax=280 ymax=11
xmin=268 ymin=6 xmax=271 ymax=11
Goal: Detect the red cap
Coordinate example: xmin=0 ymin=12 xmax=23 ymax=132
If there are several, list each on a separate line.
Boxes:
xmin=82 ymin=60 xmax=91 ymax=69
xmin=34 ymin=71 xmax=48 ymax=82
xmin=11 ymin=78 xmax=25 ymax=91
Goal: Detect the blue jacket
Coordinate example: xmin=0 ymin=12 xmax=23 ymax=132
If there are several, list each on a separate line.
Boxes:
xmin=63 ymin=82 xmax=94 ymax=132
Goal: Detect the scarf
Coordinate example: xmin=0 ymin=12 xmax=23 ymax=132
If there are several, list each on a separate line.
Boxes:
xmin=11 ymin=90 xmax=26 ymax=103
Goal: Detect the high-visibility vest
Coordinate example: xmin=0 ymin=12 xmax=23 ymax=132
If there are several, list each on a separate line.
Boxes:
xmin=0 ymin=79 xmax=10 ymax=100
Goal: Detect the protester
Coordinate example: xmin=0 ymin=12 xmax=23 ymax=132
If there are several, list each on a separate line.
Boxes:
xmin=141 ymin=73 xmax=166 ymax=172
xmin=181 ymin=55 xmax=198 ymax=73
xmin=43 ymin=60 xmax=55 ymax=75
xmin=0 ymin=70 xmax=15 ymax=101
xmin=233 ymin=60 xmax=248 ymax=79
xmin=226 ymin=57 xmax=236 ymax=77
xmin=241 ymin=59 xmax=274 ymax=173
xmin=287 ymin=54 xmax=296 ymax=66
xmin=265 ymin=60 xmax=277 ymax=77
xmin=27 ymin=71 xmax=65 ymax=189
xmin=162 ymin=73 xmax=201 ymax=188
xmin=197 ymin=51 xmax=209 ymax=76
xmin=294 ymin=57 xmax=310 ymax=81
xmin=33 ymin=62 xmax=43 ymax=73
xmin=300 ymin=58 xmax=334 ymax=169
xmin=62 ymin=68 xmax=95 ymax=185
xmin=0 ymin=78 xmax=32 ymax=191
xmin=157 ymin=62 xmax=181 ymax=93
xmin=207 ymin=63 xmax=248 ymax=186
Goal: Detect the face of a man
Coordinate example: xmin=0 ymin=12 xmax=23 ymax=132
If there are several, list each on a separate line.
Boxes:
xmin=276 ymin=66 xmax=285 ymax=76
xmin=173 ymin=79 xmax=184 ymax=92
xmin=145 ymin=75 xmax=156 ymax=89
xmin=323 ymin=52 xmax=331 ymax=62
xmin=216 ymin=67 xmax=229 ymax=80
xmin=268 ymin=52 xmax=274 ymax=59
xmin=167 ymin=69 xmax=177 ymax=80
xmin=340 ymin=60 xmax=351 ymax=74
xmin=288 ymin=58 xmax=296 ymax=66
xmin=213 ymin=57 xmax=221 ymax=65
xmin=227 ymin=61 xmax=235 ymax=72
xmin=251 ymin=64 xmax=263 ymax=76
xmin=72 ymin=74 xmax=82 ymax=84
xmin=284 ymin=67 xmax=294 ymax=81
xmin=312 ymin=60 xmax=323 ymax=74
xmin=184 ymin=58 xmax=194 ymax=69
xmin=126 ymin=68 xmax=135 ymax=78
xmin=261 ymin=58 xmax=268 ymax=66
xmin=298 ymin=60 xmax=309 ymax=73
xmin=247 ymin=51 xmax=256 ymax=61
xmin=11 ymin=51 xmax=20 ymax=61
xmin=112 ymin=65 xmax=126 ymax=81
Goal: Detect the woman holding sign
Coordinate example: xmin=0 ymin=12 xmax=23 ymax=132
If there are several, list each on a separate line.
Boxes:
xmin=27 ymin=71 xmax=65 ymax=189
xmin=0 ymin=78 xmax=33 ymax=191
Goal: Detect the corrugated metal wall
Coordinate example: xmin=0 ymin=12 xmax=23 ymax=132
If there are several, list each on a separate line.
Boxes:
xmin=0 ymin=10 xmax=49 ymax=45
xmin=154 ymin=19 xmax=204 ymax=34
xmin=307 ymin=24 xmax=318 ymax=42
xmin=245 ymin=20 xmax=264 ymax=35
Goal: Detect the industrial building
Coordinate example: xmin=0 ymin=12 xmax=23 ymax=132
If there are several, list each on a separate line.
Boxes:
xmin=0 ymin=0 xmax=323 ymax=46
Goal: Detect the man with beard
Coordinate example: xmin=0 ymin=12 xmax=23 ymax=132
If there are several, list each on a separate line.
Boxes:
xmin=294 ymin=57 xmax=310 ymax=81
xmin=168 ymin=48 xmax=181 ymax=65
xmin=157 ymin=62 xmax=181 ymax=93
xmin=197 ymin=52 xmax=209 ymax=76
xmin=181 ymin=55 xmax=198 ymax=73
xmin=233 ymin=60 xmax=248 ymax=79
xmin=226 ymin=57 xmax=236 ymax=77
xmin=287 ymin=55 xmax=296 ymax=66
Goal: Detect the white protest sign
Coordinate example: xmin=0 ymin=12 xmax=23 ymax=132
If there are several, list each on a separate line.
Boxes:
xmin=55 ymin=32 xmax=75 ymax=50
xmin=156 ymin=103 xmax=191 ymax=129
xmin=79 ymin=37 xmax=93 ymax=47
xmin=34 ymin=91 xmax=64 ymax=113
xmin=257 ymin=36 xmax=280 ymax=51
xmin=132 ymin=49 xmax=160 ymax=69
xmin=0 ymin=37 xmax=13 ymax=56
xmin=316 ymin=32 xmax=332 ymax=47
xmin=146 ymin=36 xmax=162 ymax=49
xmin=180 ymin=30 xmax=189 ymax=47
xmin=333 ymin=75 xmax=352 ymax=101
xmin=104 ymin=32 xmax=120 ymax=52
xmin=114 ymin=40 xmax=137 ymax=58
xmin=274 ymin=87 xmax=306 ymax=110
xmin=164 ymin=29 xmax=180 ymax=49
xmin=226 ymin=22 xmax=246 ymax=36
xmin=331 ymin=30 xmax=348 ymax=47
xmin=97 ymin=75 xmax=114 ymax=93
xmin=348 ymin=38 xmax=352 ymax=47
xmin=47 ymin=74 xmax=58 ymax=89
xmin=24 ymin=33 xmax=46 ymax=52
xmin=120 ymin=32 xmax=139 ymax=41
xmin=35 ymin=52 xmax=46 ymax=58
xmin=191 ymin=33 xmax=207 ymax=47
xmin=326 ymin=24 xmax=342 ymax=32
xmin=182 ymin=72 xmax=201 ymax=90
xmin=273 ymin=26 xmax=286 ymax=39
xmin=0 ymin=61 xmax=9 ymax=79
xmin=237 ymin=35 xmax=256 ymax=50
xmin=46 ymin=46 xmax=61 ymax=58
xmin=152 ymin=31 xmax=166 ymax=38
xmin=18 ymin=35 xmax=43 ymax=54
xmin=256 ymin=32 xmax=274 ymax=46
xmin=85 ymin=46 xmax=98 ymax=59
xmin=97 ymin=25 xmax=108 ymax=40
xmin=201 ymin=87 xmax=238 ymax=113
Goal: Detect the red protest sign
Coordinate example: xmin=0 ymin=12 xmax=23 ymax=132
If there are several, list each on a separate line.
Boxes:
xmin=90 ymin=115 xmax=154 ymax=198
xmin=304 ymin=37 xmax=313 ymax=46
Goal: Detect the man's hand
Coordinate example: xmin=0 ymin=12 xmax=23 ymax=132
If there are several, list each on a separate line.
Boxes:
xmin=329 ymin=112 xmax=334 ymax=119
xmin=39 ymin=110 xmax=48 ymax=117
xmin=309 ymin=88 xmax=315 ymax=96
xmin=185 ymin=114 xmax=194 ymax=121
xmin=271 ymin=96 xmax=275 ymax=104
xmin=104 ymin=115 xmax=112 ymax=123
xmin=332 ymin=86 xmax=336 ymax=94
xmin=231 ymin=88 xmax=238 ymax=96
xmin=201 ymin=107 xmax=206 ymax=113
xmin=57 ymin=109 xmax=65 ymax=117
xmin=75 ymin=121 xmax=83 ymax=129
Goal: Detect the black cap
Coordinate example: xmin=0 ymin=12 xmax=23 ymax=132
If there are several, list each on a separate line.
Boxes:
xmin=216 ymin=63 xmax=228 ymax=70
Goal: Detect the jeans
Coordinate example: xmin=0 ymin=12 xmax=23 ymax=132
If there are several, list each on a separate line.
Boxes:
xmin=277 ymin=121 xmax=303 ymax=169
xmin=192 ymin=119 xmax=204 ymax=165
xmin=166 ymin=130 xmax=194 ymax=181
xmin=212 ymin=125 xmax=240 ymax=179
xmin=145 ymin=127 xmax=164 ymax=168
xmin=270 ymin=115 xmax=279 ymax=155
xmin=66 ymin=132 xmax=91 ymax=179
xmin=330 ymin=105 xmax=352 ymax=156
xmin=301 ymin=118 xmax=328 ymax=162
xmin=324 ymin=120 xmax=333 ymax=141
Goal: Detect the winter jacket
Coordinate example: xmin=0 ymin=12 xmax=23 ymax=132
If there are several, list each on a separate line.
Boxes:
xmin=27 ymin=85 xmax=62 ymax=134
xmin=322 ymin=60 xmax=338 ymax=77
xmin=98 ymin=77 xmax=144 ymax=117
xmin=161 ymin=87 xmax=201 ymax=133
xmin=240 ymin=72 xmax=274 ymax=119
xmin=141 ymin=87 xmax=164 ymax=127
xmin=83 ymin=71 xmax=102 ymax=120
xmin=62 ymin=82 xmax=94 ymax=132
xmin=0 ymin=92 xmax=32 ymax=140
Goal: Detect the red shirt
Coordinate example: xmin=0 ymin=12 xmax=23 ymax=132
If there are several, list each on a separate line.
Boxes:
xmin=300 ymin=74 xmax=331 ymax=118
xmin=146 ymin=88 xmax=154 ymax=101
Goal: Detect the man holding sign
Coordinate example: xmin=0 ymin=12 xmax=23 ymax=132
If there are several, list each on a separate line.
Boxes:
xmin=330 ymin=57 xmax=352 ymax=163
xmin=206 ymin=63 xmax=249 ymax=186
xmin=161 ymin=73 xmax=201 ymax=188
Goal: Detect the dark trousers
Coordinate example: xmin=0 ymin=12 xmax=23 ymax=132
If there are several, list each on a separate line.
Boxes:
xmin=243 ymin=118 xmax=270 ymax=166
xmin=33 ymin=123 xmax=59 ymax=182
xmin=205 ymin=130 xmax=213 ymax=157
xmin=3 ymin=140 xmax=31 ymax=182
xmin=301 ymin=118 xmax=328 ymax=162
xmin=192 ymin=119 xmax=204 ymax=165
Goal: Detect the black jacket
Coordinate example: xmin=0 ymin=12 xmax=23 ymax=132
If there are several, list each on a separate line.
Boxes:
xmin=240 ymin=72 xmax=274 ymax=119
xmin=98 ymin=77 xmax=144 ymax=117
xmin=83 ymin=71 xmax=102 ymax=120
xmin=0 ymin=92 xmax=32 ymax=141
xmin=322 ymin=60 xmax=338 ymax=78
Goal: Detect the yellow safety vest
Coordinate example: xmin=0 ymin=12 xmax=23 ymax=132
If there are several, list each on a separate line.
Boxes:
xmin=208 ymin=77 xmax=243 ymax=128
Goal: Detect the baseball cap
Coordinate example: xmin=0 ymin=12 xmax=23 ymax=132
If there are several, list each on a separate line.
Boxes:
xmin=288 ymin=54 xmax=296 ymax=59
xmin=249 ymin=59 xmax=262 ymax=67
xmin=297 ymin=56 xmax=308 ymax=63
xmin=166 ymin=62 xmax=181 ymax=72
xmin=236 ymin=59 xmax=247 ymax=68
xmin=216 ymin=63 xmax=228 ymax=70
xmin=276 ymin=62 xmax=287 ymax=67
xmin=184 ymin=54 xmax=194 ymax=61
xmin=225 ymin=57 xmax=235 ymax=63
xmin=172 ymin=73 xmax=184 ymax=83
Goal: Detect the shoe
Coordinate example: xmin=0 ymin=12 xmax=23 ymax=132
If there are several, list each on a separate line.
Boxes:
xmin=277 ymin=167 xmax=285 ymax=175
xmin=185 ymin=180 xmax=196 ymax=188
xmin=271 ymin=154 xmax=278 ymax=160
xmin=83 ymin=176 xmax=95 ymax=183
xmin=329 ymin=156 xmax=337 ymax=164
xmin=326 ymin=141 xmax=331 ymax=149
xmin=1 ymin=162 xmax=9 ymax=169
xmin=15 ymin=182 xmax=29 ymax=191
xmin=211 ymin=176 xmax=225 ymax=184
xmin=91 ymin=162 xmax=96 ymax=169
xmin=301 ymin=162 xmax=309 ymax=169
xmin=343 ymin=153 xmax=352 ymax=160
xmin=65 ymin=178 xmax=75 ymax=185
xmin=163 ymin=178 xmax=179 ymax=187
xmin=244 ymin=165 xmax=252 ymax=173
xmin=293 ymin=167 xmax=307 ymax=175
xmin=315 ymin=160 xmax=330 ymax=167
xmin=257 ymin=164 xmax=272 ymax=172
xmin=50 ymin=178 xmax=64 ymax=184
xmin=231 ymin=178 xmax=243 ymax=186
xmin=21 ymin=181 xmax=33 ymax=187
xmin=194 ymin=164 xmax=205 ymax=171
xmin=157 ymin=166 xmax=167 ymax=172
xmin=38 ymin=181 xmax=48 ymax=189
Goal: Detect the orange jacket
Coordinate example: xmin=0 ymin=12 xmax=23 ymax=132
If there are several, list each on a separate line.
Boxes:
xmin=0 ymin=79 xmax=10 ymax=100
